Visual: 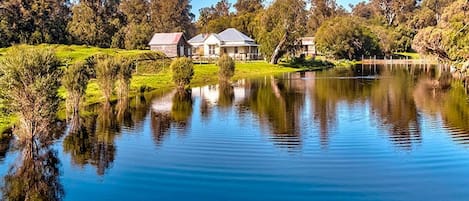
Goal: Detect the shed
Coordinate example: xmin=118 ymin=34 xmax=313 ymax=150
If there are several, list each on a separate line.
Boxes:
xmin=148 ymin=32 xmax=192 ymax=57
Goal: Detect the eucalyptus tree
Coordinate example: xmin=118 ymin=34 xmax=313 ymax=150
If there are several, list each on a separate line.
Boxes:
xmin=150 ymin=0 xmax=195 ymax=37
xmin=307 ymin=0 xmax=346 ymax=34
xmin=255 ymin=0 xmax=307 ymax=64
xmin=0 ymin=0 xmax=70 ymax=46
xmin=315 ymin=16 xmax=381 ymax=59
xmin=119 ymin=0 xmax=152 ymax=49
xmin=370 ymin=0 xmax=417 ymax=26
xmin=231 ymin=0 xmax=264 ymax=37
xmin=412 ymin=0 xmax=469 ymax=61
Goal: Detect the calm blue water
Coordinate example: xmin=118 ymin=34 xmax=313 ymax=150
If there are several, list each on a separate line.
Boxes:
xmin=1 ymin=65 xmax=469 ymax=201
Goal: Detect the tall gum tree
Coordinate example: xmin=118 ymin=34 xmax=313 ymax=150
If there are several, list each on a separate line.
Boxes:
xmin=256 ymin=0 xmax=307 ymax=64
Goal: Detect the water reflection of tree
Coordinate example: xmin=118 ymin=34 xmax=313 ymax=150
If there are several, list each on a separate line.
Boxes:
xmin=2 ymin=144 xmax=64 ymax=201
xmin=2 ymin=123 xmax=66 ymax=201
xmin=370 ymin=67 xmax=422 ymax=150
xmin=311 ymin=70 xmax=373 ymax=148
xmin=62 ymin=102 xmax=118 ymax=175
xmin=150 ymin=89 xmax=193 ymax=146
xmin=218 ymin=81 xmax=234 ymax=110
xmin=414 ymin=74 xmax=469 ymax=146
xmin=242 ymin=76 xmax=305 ymax=149
xmin=151 ymin=112 xmax=172 ymax=145
xmin=171 ymin=89 xmax=193 ymax=122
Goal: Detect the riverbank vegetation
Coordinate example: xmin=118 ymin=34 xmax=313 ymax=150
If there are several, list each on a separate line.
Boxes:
xmin=0 ymin=45 xmax=301 ymax=135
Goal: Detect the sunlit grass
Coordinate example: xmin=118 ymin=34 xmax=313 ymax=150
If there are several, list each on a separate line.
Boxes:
xmin=395 ymin=52 xmax=421 ymax=59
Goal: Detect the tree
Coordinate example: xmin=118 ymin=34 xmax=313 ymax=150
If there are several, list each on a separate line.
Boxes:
xmin=68 ymin=3 xmax=106 ymax=46
xmin=197 ymin=0 xmax=233 ymax=34
xmin=231 ymin=0 xmax=264 ymax=37
xmin=62 ymin=61 xmax=91 ymax=119
xmin=214 ymin=0 xmax=231 ymax=16
xmin=351 ymin=1 xmax=375 ymax=19
xmin=118 ymin=0 xmax=153 ymax=49
xmin=315 ymin=16 xmax=381 ymax=59
xmin=171 ymin=57 xmax=194 ymax=89
xmin=412 ymin=0 xmax=469 ymax=61
xmin=307 ymin=0 xmax=346 ymax=34
xmin=0 ymin=0 xmax=70 ymax=45
xmin=255 ymin=0 xmax=307 ymax=64
xmin=370 ymin=0 xmax=417 ymax=26
xmin=28 ymin=0 xmax=70 ymax=44
xmin=115 ymin=56 xmax=135 ymax=98
xmin=0 ymin=46 xmax=62 ymax=144
xmin=68 ymin=0 xmax=124 ymax=47
xmin=95 ymin=55 xmax=119 ymax=102
xmin=217 ymin=54 xmax=236 ymax=81
xmin=150 ymin=0 xmax=195 ymax=37
xmin=234 ymin=0 xmax=263 ymax=13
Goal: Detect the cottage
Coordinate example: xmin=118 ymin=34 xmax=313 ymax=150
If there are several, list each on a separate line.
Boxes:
xmin=148 ymin=32 xmax=191 ymax=58
xmin=299 ymin=37 xmax=318 ymax=57
xmin=188 ymin=28 xmax=260 ymax=60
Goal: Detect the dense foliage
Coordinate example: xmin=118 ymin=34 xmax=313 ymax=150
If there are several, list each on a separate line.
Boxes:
xmin=217 ymin=54 xmax=236 ymax=81
xmin=170 ymin=57 xmax=194 ymax=89
xmin=62 ymin=61 xmax=92 ymax=118
xmin=0 ymin=0 xmax=195 ymax=49
xmin=315 ymin=17 xmax=381 ymax=59
xmin=0 ymin=47 xmax=62 ymax=143
xmin=0 ymin=0 xmax=467 ymax=62
xmin=412 ymin=0 xmax=469 ymax=62
xmin=95 ymin=55 xmax=119 ymax=102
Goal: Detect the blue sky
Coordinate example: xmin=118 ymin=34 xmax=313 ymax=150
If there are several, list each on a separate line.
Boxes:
xmin=191 ymin=0 xmax=365 ymax=19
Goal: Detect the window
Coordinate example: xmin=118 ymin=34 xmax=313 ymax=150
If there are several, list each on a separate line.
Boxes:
xmin=209 ymin=45 xmax=216 ymax=55
xmin=234 ymin=47 xmax=238 ymax=54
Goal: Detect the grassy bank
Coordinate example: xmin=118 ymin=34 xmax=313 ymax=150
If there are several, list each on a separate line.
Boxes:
xmin=74 ymin=61 xmax=300 ymax=106
xmin=0 ymin=45 xmax=307 ymax=134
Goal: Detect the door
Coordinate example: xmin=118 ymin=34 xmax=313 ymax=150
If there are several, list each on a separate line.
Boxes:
xmin=180 ymin=45 xmax=184 ymax=57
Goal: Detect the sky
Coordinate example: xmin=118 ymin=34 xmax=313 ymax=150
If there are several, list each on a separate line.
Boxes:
xmin=191 ymin=0 xmax=365 ymax=20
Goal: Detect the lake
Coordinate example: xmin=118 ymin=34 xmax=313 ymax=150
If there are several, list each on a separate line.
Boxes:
xmin=1 ymin=64 xmax=469 ymax=201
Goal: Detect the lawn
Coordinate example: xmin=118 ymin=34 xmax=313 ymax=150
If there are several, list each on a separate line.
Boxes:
xmin=394 ymin=52 xmax=421 ymax=59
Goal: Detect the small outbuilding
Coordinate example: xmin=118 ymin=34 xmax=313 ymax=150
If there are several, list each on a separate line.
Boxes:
xmin=148 ymin=32 xmax=192 ymax=58
xmin=298 ymin=37 xmax=318 ymax=57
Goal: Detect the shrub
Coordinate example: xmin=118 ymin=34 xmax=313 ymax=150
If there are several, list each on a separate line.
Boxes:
xmin=115 ymin=56 xmax=135 ymax=98
xmin=95 ymin=54 xmax=118 ymax=102
xmin=217 ymin=54 xmax=235 ymax=81
xmin=62 ymin=61 xmax=91 ymax=118
xmin=0 ymin=46 xmax=62 ymax=143
xmin=170 ymin=57 xmax=194 ymax=89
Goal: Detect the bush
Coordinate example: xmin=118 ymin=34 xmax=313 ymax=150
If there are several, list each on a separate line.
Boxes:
xmin=0 ymin=46 xmax=62 ymax=143
xmin=62 ymin=61 xmax=91 ymax=118
xmin=133 ymin=52 xmax=171 ymax=74
xmin=316 ymin=16 xmax=381 ymax=60
xmin=95 ymin=54 xmax=118 ymax=102
xmin=115 ymin=56 xmax=135 ymax=98
xmin=170 ymin=57 xmax=194 ymax=89
xmin=217 ymin=54 xmax=235 ymax=81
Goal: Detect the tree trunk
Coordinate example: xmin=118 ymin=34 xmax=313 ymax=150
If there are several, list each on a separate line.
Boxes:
xmin=270 ymin=33 xmax=288 ymax=64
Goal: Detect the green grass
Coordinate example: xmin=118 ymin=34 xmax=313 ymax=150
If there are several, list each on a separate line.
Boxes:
xmin=394 ymin=52 xmax=421 ymax=59
xmin=0 ymin=44 xmax=150 ymax=63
